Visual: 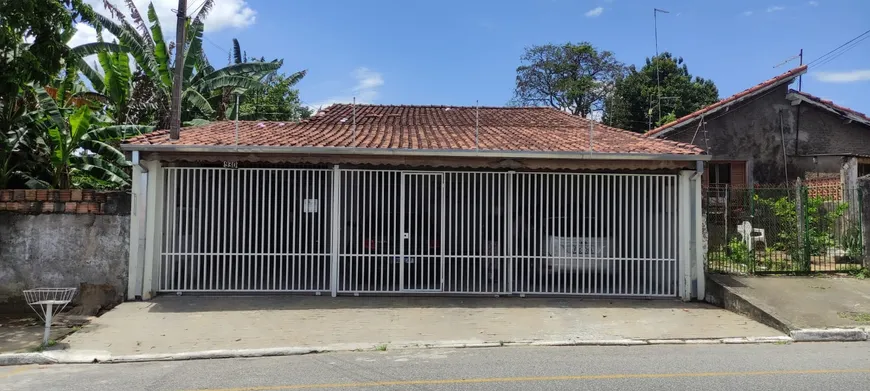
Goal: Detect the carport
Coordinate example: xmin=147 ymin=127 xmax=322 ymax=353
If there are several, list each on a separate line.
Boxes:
xmin=123 ymin=104 xmax=708 ymax=300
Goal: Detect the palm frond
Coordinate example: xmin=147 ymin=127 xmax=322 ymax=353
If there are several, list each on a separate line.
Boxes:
xmin=92 ymin=13 xmax=162 ymax=88
xmin=183 ymin=22 xmax=205 ymax=85
xmin=69 ymin=42 xmax=122 ymax=58
xmin=232 ymin=38 xmax=243 ymax=64
xmin=182 ymin=89 xmax=215 ymax=115
xmin=123 ymin=0 xmax=154 ymax=49
xmin=147 ymin=2 xmax=172 ymax=88
xmin=192 ymin=0 xmax=215 ymax=25
xmin=76 ymin=57 xmax=106 ymax=92
xmin=201 ymin=62 xmax=283 ymax=81
xmin=284 ymin=69 xmax=307 ymax=87
xmin=86 ymin=124 xmax=155 ymax=140
xmin=17 ymin=172 xmax=51 ymax=189
xmin=193 ymin=75 xmax=268 ymax=92
xmin=72 ymin=155 xmax=130 ymax=185
xmin=80 ymin=139 xmax=128 ymax=167
xmin=35 ymin=87 xmax=66 ymax=131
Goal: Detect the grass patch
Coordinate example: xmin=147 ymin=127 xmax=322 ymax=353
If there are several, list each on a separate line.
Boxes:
xmin=375 ymin=344 xmax=387 ymax=351
xmin=837 ymin=311 xmax=870 ymax=324
xmin=848 ymin=268 xmax=870 ymax=280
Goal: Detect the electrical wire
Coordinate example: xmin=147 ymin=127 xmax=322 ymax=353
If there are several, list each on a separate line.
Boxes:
xmin=811 ymin=33 xmax=870 ymax=70
xmin=187 ymin=0 xmax=207 ymax=18
xmin=805 ymin=28 xmax=870 ymax=67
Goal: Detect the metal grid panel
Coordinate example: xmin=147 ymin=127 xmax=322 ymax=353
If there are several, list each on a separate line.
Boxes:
xmin=159 ymin=167 xmax=332 ymax=293
xmin=443 ymin=172 xmax=510 ymax=294
xmin=337 ymin=170 xmax=403 ymax=293
xmin=512 ymin=173 xmax=678 ymax=297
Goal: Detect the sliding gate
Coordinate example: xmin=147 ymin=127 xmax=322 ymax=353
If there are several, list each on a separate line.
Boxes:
xmin=158 ymin=167 xmax=680 ymax=297
xmin=337 ymin=170 xmax=679 ymax=297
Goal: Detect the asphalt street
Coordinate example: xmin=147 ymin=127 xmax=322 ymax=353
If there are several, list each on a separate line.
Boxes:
xmin=2 ymin=343 xmax=870 ymax=391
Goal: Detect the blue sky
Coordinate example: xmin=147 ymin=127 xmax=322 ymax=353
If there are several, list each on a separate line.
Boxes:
xmin=86 ymin=0 xmax=870 ymax=115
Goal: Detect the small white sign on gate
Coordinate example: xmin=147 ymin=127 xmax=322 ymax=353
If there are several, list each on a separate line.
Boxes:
xmin=303 ymin=199 xmax=319 ymax=213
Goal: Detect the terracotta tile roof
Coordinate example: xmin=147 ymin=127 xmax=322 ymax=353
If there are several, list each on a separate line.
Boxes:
xmin=788 ymin=89 xmax=870 ymax=126
xmin=125 ymin=104 xmax=703 ymax=155
xmin=645 ymin=65 xmax=808 ymax=138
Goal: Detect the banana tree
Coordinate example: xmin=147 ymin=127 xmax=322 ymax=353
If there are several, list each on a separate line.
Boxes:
xmin=22 ymin=87 xmax=153 ymax=189
xmin=86 ymin=0 xmax=281 ymax=126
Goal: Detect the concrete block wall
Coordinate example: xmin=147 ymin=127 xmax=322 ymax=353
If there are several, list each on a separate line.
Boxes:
xmin=0 ymin=190 xmax=131 ymax=312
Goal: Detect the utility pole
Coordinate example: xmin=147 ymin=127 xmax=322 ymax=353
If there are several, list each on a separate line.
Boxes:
xmin=169 ymin=0 xmax=187 ymax=140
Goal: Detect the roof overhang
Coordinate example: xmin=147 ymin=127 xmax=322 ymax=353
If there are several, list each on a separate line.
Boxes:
xmin=786 ymin=92 xmax=870 ymax=128
xmin=647 ymin=67 xmax=807 ymax=139
xmin=122 ymin=144 xmax=711 ymax=161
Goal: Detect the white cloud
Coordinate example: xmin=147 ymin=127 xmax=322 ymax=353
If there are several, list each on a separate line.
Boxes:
xmin=84 ymin=0 xmax=256 ymax=35
xmin=309 ymin=67 xmax=385 ymax=110
xmin=808 ymin=1 xmax=819 ymax=6
xmin=815 ymin=70 xmax=870 ymax=83
xmin=585 ymin=7 xmax=604 ymax=17
xmin=743 ymin=10 xmax=754 ymax=16
xmin=766 ymin=5 xmax=785 ymax=12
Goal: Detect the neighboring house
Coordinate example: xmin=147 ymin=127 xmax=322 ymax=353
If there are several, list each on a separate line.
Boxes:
xmin=122 ymin=104 xmax=708 ymax=302
xmin=646 ymin=65 xmax=870 ymax=191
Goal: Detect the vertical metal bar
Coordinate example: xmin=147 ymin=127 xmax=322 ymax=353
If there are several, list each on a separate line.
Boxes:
xmin=233 ymin=169 xmax=239 ymax=290
xmin=675 ymin=175 xmax=680 ymax=296
xmin=207 ymin=169 xmax=214 ymax=291
xmin=399 ymin=173 xmax=405 ymax=291
xmin=181 ymin=168 xmax=189 ymax=291
xmin=439 ymin=174 xmax=445 ymax=291
xmin=654 ymin=176 xmax=660 ymax=296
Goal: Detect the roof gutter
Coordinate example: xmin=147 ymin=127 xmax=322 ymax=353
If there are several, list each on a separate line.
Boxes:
xmin=121 ymin=144 xmax=711 ymax=162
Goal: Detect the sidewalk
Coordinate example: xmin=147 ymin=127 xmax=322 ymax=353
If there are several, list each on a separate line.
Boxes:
xmin=707 ymin=275 xmax=870 ymax=340
xmin=59 ymin=296 xmax=783 ymax=356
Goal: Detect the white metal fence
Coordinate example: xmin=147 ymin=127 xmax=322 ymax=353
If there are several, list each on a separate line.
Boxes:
xmin=159 ymin=167 xmax=679 ymax=297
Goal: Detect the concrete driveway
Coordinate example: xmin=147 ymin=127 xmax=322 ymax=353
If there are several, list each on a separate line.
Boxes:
xmin=60 ymin=296 xmax=782 ymax=356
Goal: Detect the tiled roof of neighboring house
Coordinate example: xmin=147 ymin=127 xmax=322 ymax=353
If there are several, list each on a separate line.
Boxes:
xmin=645 ymin=65 xmax=808 ymax=138
xmin=786 ymin=89 xmax=870 ymax=127
xmin=124 ymin=104 xmax=704 ymax=156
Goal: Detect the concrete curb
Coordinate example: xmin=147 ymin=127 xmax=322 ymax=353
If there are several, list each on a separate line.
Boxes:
xmin=790 ymin=328 xmax=869 ymax=342
xmin=0 ymin=336 xmax=796 ymax=366
xmin=705 ymin=275 xmax=794 ymax=334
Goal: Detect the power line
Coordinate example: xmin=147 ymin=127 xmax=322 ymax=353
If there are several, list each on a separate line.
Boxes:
xmin=187 ymin=0 xmax=207 ymax=18
xmin=806 ymin=28 xmax=870 ymax=67
xmin=812 ymin=33 xmax=870 ymax=70
xmin=203 ymin=35 xmax=230 ymax=55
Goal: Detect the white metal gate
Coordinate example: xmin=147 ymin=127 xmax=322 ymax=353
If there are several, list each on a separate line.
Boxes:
xmin=159 ymin=167 xmax=679 ymax=297
xmin=159 ymin=167 xmax=332 ymax=293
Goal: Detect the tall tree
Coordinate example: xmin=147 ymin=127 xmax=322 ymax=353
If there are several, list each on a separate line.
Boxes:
xmin=511 ymin=42 xmax=626 ymax=117
xmin=215 ymin=38 xmax=309 ymax=122
xmin=86 ymin=1 xmax=280 ymax=127
xmin=604 ymin=52 xmax=719 ymax=133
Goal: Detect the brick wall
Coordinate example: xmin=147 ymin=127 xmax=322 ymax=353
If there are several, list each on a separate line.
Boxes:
xmin=805 ymin=177 xmax=843 ymax=200
xmin=0 ymin=189 xmax=131 ymax=215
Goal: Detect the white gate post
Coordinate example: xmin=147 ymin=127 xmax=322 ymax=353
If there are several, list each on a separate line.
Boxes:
xmin=330 ymin=165 xmax=341 ymax=297
xmin=678 ymin=171 xmax=693 ymax=301
xmin=141 ymin=160 xmax=164 ymax=300
xmin=691 ymin=171 xmax=704 ymax=301
xmin=127 ymin=159 xmax=145 ymax=300
xmin=505 ymin=171 xmax=515 ymax=295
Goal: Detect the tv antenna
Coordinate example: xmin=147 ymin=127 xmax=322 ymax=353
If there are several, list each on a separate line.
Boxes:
xmin=653 ymin=8 xmax=670 ymax=127
xmin=773 ymin=49 xmax=804 ymax=90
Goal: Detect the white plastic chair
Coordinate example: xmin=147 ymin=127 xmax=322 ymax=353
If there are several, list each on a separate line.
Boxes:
xmin=736 ymin=221 xmax=767 ymax=251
